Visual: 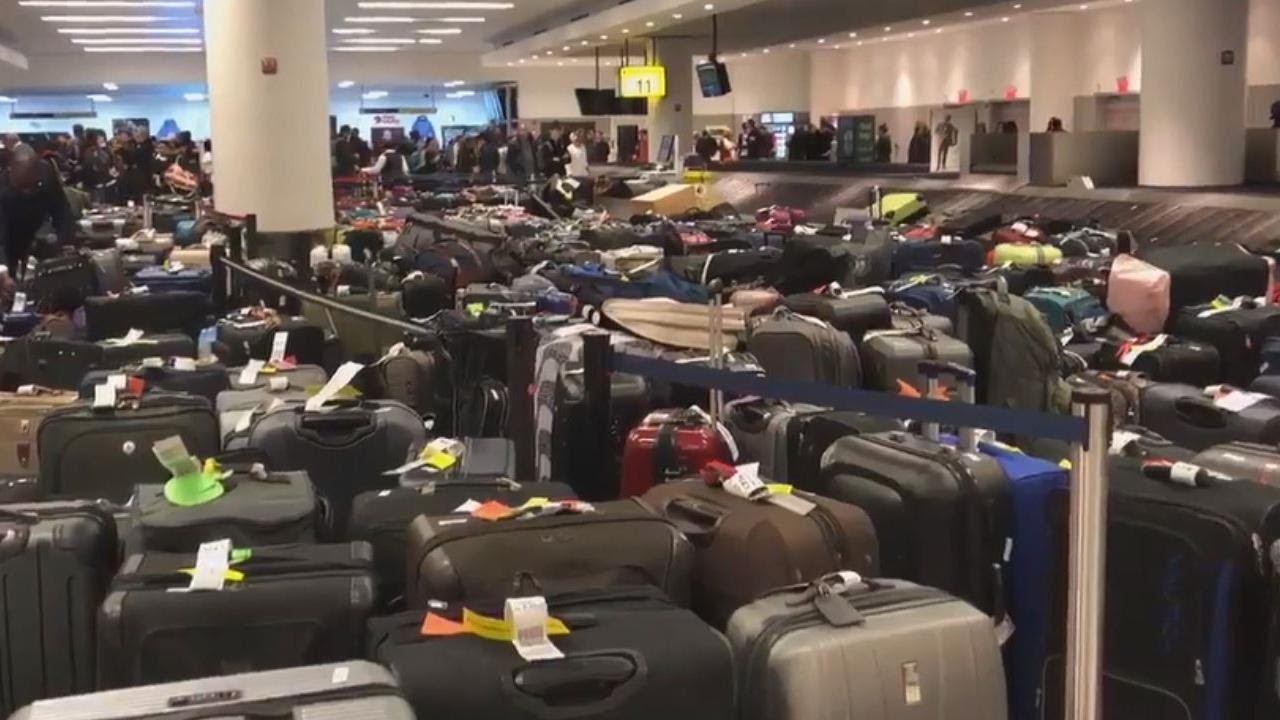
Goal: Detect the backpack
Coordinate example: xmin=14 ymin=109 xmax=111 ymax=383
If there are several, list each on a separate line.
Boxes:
xmin=958 ymin=281 xmax=1071 ymax=416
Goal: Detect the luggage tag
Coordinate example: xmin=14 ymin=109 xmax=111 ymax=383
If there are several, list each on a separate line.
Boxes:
xmin=305 ymin=361 xmax=364 ymax=412
xmin=92 ymin=382 xmax=117 ymax=409
xmin=140 ymin=356 xmax=165 ymax=369
xmin=269 ymin=331 xmax=289 ymax=364
xmin=172 ymin=357 xmax=196 ymax=372
xmin=102 ymin=328 xmax=146 ymax=348
xmin=1117 ymin=334 xmax=1167 ymax=366
xmin=176 ymin=539 xmax=236 ymax=592
xmin=505 ymin=597 xmax=565 ymax=662
xmin=238 ymin=359 xmax=266 ymax=386
xmin=1209 ymin=387 xmax=1270 ymax=413
xmin=10 ymin=292 xmax=26 ymax=314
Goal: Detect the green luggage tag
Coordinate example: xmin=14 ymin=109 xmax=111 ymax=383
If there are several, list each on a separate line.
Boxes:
xmin=154 ymin=436 xmax=226 ymax=507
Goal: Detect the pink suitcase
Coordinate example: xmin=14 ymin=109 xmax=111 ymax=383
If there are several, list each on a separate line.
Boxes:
xmin=1107 ymin=254 xmax=1171 ymax=334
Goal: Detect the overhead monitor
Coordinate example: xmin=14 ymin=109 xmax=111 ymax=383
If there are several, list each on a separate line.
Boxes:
xmin=696 ymin=58 xmax=732 ymax=98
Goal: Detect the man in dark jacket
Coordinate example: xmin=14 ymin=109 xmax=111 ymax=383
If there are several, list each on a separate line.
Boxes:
xmin=537 ymin=127 xmax=568 ymax=178
xmin=0 ymin=147 xmax=74 ymax=275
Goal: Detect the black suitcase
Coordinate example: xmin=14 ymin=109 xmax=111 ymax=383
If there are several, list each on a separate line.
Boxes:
xmin=214 ymin=316 xmax=326 ymax=367
xmin=240 ymin=400 xmax=427 ymax=537
xmin=97 ymin=542 xmax=377 ymax=689
xmin=552 ymin=367 xmax=651 ymax=498
xmin=27 ymin=254 xmax=95 ymax=312
xmin=348 ymin=476 xmax=577 ymax=605
xmin=80 ymin=361 xmax=230 ymax=405
xmin=19 ymin=333 xmax=196 ymax=390
xmin=1139 ymin=243 xmax=1269 ymax=312
xmin=404 ymin=499 xmax=693 ymax=607
xmin=781 ymin=290 xmax=892 ymax=344
xmin=83 ymin=291 xmax=209 ymax=342
xmin=1140 ymin=383 xmax=1280 ymax=452
xmin=369 ymin=587 xmax=735 ymax=720
xmin=1252 ymin=374 xmax=1280 ymax=398
xmin=0 ymin=501 xmax=116 ymax=714
xmin=1042 ymin=456 xmax=1280 ymax=720
xmin=1100 ymin=336 xmax=1222 ymax=387
xmin=1171 ymin=300 xmax=1280 ymax=387
xmin=400 ymin=437 xmax=518 ymax=487
xmin=37 ymin=393 xmax=219 ymax=502
xmin=456 ymin=377 xmax=509 ymax=438
xmin=819 ymin=364 xmax=1011 ymax=614
xmin=133 ymin=467 xmax=320 ymax=553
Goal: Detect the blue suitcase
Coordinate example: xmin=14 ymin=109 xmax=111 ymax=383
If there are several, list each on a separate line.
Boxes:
xmin=132 ymin=266 xmax=213 ymax=294
xmin=888 ymin=275 xmax=958 ymax=321
xmin=891 ymin=238 xmax=985 ymax=277
xmin=1 ymin=312 xmax=39 ymax=338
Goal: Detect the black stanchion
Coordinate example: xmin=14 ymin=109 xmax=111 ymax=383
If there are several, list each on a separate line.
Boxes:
xmin=581 ymin=331 xmax=614 ymax=500
xmin=210 ymin=243 xmax=227 ymax=317
xmin=504 ymin=317 xmax=538 ymax=483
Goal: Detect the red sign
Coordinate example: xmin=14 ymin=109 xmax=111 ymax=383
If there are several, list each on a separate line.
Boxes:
xmin=260 ymin=57 xmax=278 ymax=75
xmin=1004 ymin=85 xmax=1018 ymax=101
xmin=957 ymin=89 xmax=970 ymax=104
xmin=1116 ymin=76 xmax=1130 ymax=93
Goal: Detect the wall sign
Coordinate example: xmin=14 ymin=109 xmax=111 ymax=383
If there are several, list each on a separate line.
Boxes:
xmin=1004 ymin=85 xmax=1018 ymax=101
xmin=1116 ymin=76 xmax=1130 ymax=93
xmin=957 ymin=89 xmax=970 ymax=104
xmin=1221 ymin=50 xmax=1235 ymax=65
xmin=618 ymin=66 xmax=667 ymax=99
xmin=261 ymin=57 xmax=278 ymax=75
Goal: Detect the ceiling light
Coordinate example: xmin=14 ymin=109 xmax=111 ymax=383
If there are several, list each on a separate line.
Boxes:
xmin=1001 ymin=16 xmax=1010 ymax=22
xmin=518 ymin=58 xmax=524 ymax=63
xmin=1078 ymin=3 xmax=1088 ymax=8
xmin=921 ymin=19 xmax=930 ymax=25
xmin=557 ymin=61 xmax=563 ymax=66
xmin=817 ymin=38 xmax=824 ymax=43
xmin=443 ymin=80 xmax=465 ymax=87
xmin=433 ymin=17 xmax=485 ymax=22
xmin=964 ymin=10 xmax=974 ymax=16
xmin=645 ymin=20 xmax=654 ymax=26
xmin=506 ymin=61 xmax=512 ymax=66
xmin=561 ymin=45 xmax=569 ymax=50
xmin=856 ymin=40 xmax=862 ymax=45
xmin=788 ymin=43 xmax=795 ymax=48
xmin=73 ymin=37 xmax=200 ymax=43
xmin=848 ymin=31 xmax=856 ymax=37
xmin=417 ymin=38 xmax=443 ymax=43
xmin=580 ymin=40 xmax=587 ymax=45
xmin=545 ymin=50 xmax=552 ymax=55
xmin=344 ymin=37 xmax=415 ymax=43
xmin=86 ymin=93 xmax=112 ymax=102
xmin=41 ymin=14 xmax=162 ymax=21
xmin=344 ymin=16 xmax=414 ymax=22
xmin=0 ymin=96 xmax=14 ymax=103
xmin=332 ymin=46 xmax=400 ymax=52
xmin=357 ymin=2 xmax=511 ymax=7
xmin=102 ymin=81 xmax=118 ymax=90
xmin=23 ymin=0 xmax=190 ymax=5
xmin=362 ymin=90 xmax=389 ymax=99
xmin=704 ymin=3 xmax=714 ymax=8
xmin=333 ymin=28 xmax=376 ymax=34
xmin=337 ymin=80 xmax=356 ymax=88
xmin=907 ymin=32 xmax=914 ymax=37
xmin=416 ymin=27 xmax=462 ymax=34
xmin=672 ymin=12 xmax=682 ymax=18
xmin=621 ymin=28 xmax=629 ymax=33
xmin=83 ymin=45 xmax=201 ymax=52
xmin=445 ymin=90 xmax=476 ymax=98
xmin=599 ymin=34 xmax=607 ymax=39
xmin=883 ymin=25 xmax=891 ymax=31
xmin=183 ymin=92 xmax=205 ymax=102
xmin=763 ymin=48 xmax=770 ymax=53
xmin=58 ymin=26 xmax=196 ymax=33
xmin=1013 ymin=2 xmax=1022 ymax=7
xmin=935 ymin=28 xmax=942 ymax=33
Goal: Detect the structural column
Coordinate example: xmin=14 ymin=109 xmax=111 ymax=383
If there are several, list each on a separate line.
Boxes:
xmin=647 ymin=38 xmax=699 ymax=166
xmin=1029 ymin=11 xmax=1086 ymax=135
xmin=204 ymin=0 xmax=334 ymax=233
xmin=1139 ymin=0 xmax=1249 ymax=186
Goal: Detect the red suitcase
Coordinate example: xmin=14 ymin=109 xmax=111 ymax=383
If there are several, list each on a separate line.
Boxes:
xmin=619 ymin=408 xmax=733 ymax=498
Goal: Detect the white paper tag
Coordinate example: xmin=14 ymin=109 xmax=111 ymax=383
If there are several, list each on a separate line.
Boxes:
xmin=995 ymin=615 xmax=1016 ymax=646
xmin=722 ymin=463 xmax=770 ymax=501
xmin=767 ymin=492 xmax=817 ymax=515
xmin=1109 ymin=429 xmax=1141 ymax=455
xmin=10 ymin=292 xmax=26 ymax=314
xmin=188 ymin=539 xmax=232 ymax=592
xmin=108 ymin=374 xmax=128 ymax=391
xmin=714 ymin=421 xmax=740 ymax=462
xmin=238 ymin=359 xmax=265 ymax=387
xmin=384 ymin=458 xmax=430 ymax=476
xmin=140 ymin=356 xmax=164 ymax=369
xmin=93 ymin=383 xmax=116 ymax=409
xmin=1214 ymin=389 xmax=1270 ymax=413
xmin=118 ymin=328 xmax=145 ymax=346
xmin=331 ymin=666 xmax=350 ymax=685
xmin=454 ymin=499 xmax=483 ymax=514
xmin=336 ymin=285 xmax=352 ymax=297
xmin=15 ymin=385 xmax=35 ymax=395
xmin=168 ymin=261 xmax=185 ymax=273
xmin=152 ymin=434 xmax=201 ymax=478
xmin=1169 ymin=462 xmax=1202 ymax=487
xmin=172 ymin=357 xmax=196 ymax=372
xmin=505 ymin=596 xmax=564 ymax=662
xmin=305 ymin=361 xmax=364 ymax=412
xmin=233 ymin=407 xmax=258 ymax=434
xmin=268 ymin=376 xmax=289 ymax=392
xmin=1119 ymin=334 xmax=1167 ymax=366
xmin=269 ymin=331 xmax=289 ymax=363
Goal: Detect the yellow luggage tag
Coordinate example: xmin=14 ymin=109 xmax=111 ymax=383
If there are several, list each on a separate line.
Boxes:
xmin=461 ymin=608 xmax=570 ymax=641
xmin=765 ymin=483 xmax=793 ymax=495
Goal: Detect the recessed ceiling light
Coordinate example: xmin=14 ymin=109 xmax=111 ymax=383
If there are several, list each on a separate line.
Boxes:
xmin=333 ymin=28 xmax=376 ymax=34
xmin=102 ymin=81 xmax=118 ymax=90
xmin=58 ymin=26 xmax=197 ymax=33
xmin=41 ymin=14 xmax=162 ymax=21
xmin=1001 ymin=16 xmax=1010 ymax=22
xmin=856 ymin=40 xmax=863 ymax=45
xmin=86 ymin=93 xmax=112 ymax=102
xmin=763 ymin=48 xmax=770 ymax=53
xmin=362 ymin=90 xmax=389 ymax=99
xmin=337 ymin=80 xmax=356 ymax=88
xmin=907 ymin=32 xmax=914 ymax=37
xmin=817 ymin=38 xmax=825 ymax=43
xmin=704 ymin=3 xmax=714 ymax=9
xmin=518 ymin=58 xmax=525 ymax=63
xmin=580 ymin=40 xmax=588 ymax=45
xmin=964 ymin=10 xmax=973 ymax=16
xmin=344 ymin=16 xmax=414 ymax=22
xmin=740 ymin=52 xmax=747 ymax=57
xmin=344 ymin=37 xmax=416 ymax=43
xmin=1078 ymin=3 xmax=1088 ymax=8
xmin=922 ymin=19 xmax=930 ymax=25
xmin=506 ymin=61 xmax=512 ymax=66
xmin=561 ymin=45 xmax=570 ymax=50
xmin=0 ymin=97 xmax=14 ymax=103
xmin=73 ymin=37 xmax=200 ymax=43
xmin=599 ymin=34 xmax=607 ymax=39
xmin=357 ymin=1 xmax=511 ymax=7
xmin=22 ymin=0 xmax=190 ymax=5
xmin=83 ymin=45 xmax=201 ymax=52
xmin=445 ymin=89 xmax=476 ymax=97
xmin=545 ymin=49 xmax=552 ymax=54
xmin=935 ymin=28 xmax=942 ymax=33
xmin=621 ymin=28 xmax=629 ymax=33
xmin=432 ymin=16 xmax=485 ymax=22
xmin=848 ymin=31 xmax=857 ymax=37
xmin=417 ymin=38 xmax=443 ymax=43
xmin=416 ymin=28 xmax=462 ymax=34
xmin=183 ymin=92 xmax=205 ymax=102
xmin=883 ymin=25 xmax=891 ymax=31
xmin=557 ymin=61 xmax=563 ymax=66
xmin=672 ymin=12 xmax=682 ymax=18
xmin=1013 ymin=2 xmax=1022 ymax=7
xmin=833 ymin=44 xmax=841 ymax=49
xmin=645 ymin=20 xmax=654 ymax=26
xmin=788 ymin=43 xmax=795 ymax=48
xmin=331 ymin=46 xmax=400 ymax=52
xmin=443 ymin=80 xmax=465 ymax=87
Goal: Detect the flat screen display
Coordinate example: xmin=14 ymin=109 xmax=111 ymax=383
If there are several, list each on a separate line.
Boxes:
xmin=696 ymin=59 xmax=732 ymax=98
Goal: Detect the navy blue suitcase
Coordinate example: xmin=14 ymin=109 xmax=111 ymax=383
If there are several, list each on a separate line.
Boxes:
xmin=132 ymin=266 xmax=213 ymax=294
xmin=891 ymin=238 xmax=985 ymax=278
xmin=0 ymin=312 xmax=39 ymax=338
xmin=887 ymin=276 xmax=958 ymax=321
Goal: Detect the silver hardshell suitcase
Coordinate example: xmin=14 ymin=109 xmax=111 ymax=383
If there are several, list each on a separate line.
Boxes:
xmin=8 ymin=661 xmax=415 ymax=719
xmin=725 ymin=576 xmax=1007 ymax=720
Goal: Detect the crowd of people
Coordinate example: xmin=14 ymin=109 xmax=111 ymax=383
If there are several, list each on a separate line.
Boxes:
xmin=692 ymin=118 xmax=838 ymax=164
xmin=334 ymin=123 xmax=613 ymax=184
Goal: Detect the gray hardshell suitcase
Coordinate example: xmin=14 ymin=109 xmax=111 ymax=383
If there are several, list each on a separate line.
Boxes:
xmin=725 ymin=576 xmax=1007 ymax=720
xmin=215 ymin=384 xmax=311 ymax=443
xmin=861 ymin=327 xmax=974 ymax=394
xmin=747 ymin=310 xmax=861 ymax=387
xmin=225 ymin=363 xmax=328 ymax=392
xmin=1191 ymin=441 xmax=1280 ymax=485
xmin=724 ymin=398 xmax=824 ymax=482
xmin=9 ymin=661 xmax=414 ymax=720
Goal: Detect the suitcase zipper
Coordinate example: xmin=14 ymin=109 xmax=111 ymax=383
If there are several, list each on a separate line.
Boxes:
xmin=807 ymin=503 xmax=847 ymax=567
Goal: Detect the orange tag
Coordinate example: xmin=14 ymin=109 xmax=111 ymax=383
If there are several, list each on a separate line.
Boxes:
xmin=472 ymin=501 xmax=513 ymax=521
xmin=420 ymin=612 xmax=468 ymax=637
xmin=928 ymin=385 xmax=951 ymax=401
xmin=896 ymin=379 xmax=921 ymax=398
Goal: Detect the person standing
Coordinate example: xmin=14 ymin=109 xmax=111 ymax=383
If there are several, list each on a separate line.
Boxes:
xmin=935 ymin=114 xmax=958 ymax=171
xmin=566 ymin=131 xmax=590 ymax=177
xmin=0 ymin=146 xmax=74 ymax=277
xmin=590 ymin=130 xmax=611 ymax=165
xmin=538 ymin=127 xmax=568 ymax=177
xmin=874 ymin=123 xmax=893 ymax=163
xmin=907 ymin=121 xmax=931 ymax=164
xmin=477 ymin=132 xmax=501 ymax=180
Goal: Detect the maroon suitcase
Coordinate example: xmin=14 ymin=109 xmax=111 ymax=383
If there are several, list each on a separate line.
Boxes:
xmin=619 ymin=408 xmax=733 ymax=498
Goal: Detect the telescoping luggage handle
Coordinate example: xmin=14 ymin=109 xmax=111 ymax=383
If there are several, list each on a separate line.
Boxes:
xmin=918 ymin=360 xmax=978 ymax=450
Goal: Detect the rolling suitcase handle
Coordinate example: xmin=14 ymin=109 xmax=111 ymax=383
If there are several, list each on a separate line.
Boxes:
xmin=708 ymin=279 xmax=725 ymax=422
xmin=512 ymin=654 xmax=638 ymax=704
xmin=918 ymin=360 xmax=978 ymax=449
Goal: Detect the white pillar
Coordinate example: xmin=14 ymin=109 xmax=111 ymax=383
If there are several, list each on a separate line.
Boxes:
xmin=648 ymin=38 xmax=699 ymax=164
xmin=1030 ymin=12 xmax=1086 ymax=134
xmin=204 ymin=0 xmax=333 ymax=232
xmin=1139 ymin=0 xmax=1248 ymax=186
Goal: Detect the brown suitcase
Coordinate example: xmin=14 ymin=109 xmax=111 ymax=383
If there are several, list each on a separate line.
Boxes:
xmin=1069 ymin=369 xmax=1153 ymax=427
xmin=0 ymin=387 xmax=79 ymax=476
xmin=168 ymin=247 xmax=212 ymax=269
xmin=641 ymin=479 xmax=879 ymax=628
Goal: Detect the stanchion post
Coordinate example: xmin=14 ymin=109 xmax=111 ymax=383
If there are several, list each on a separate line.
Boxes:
xmin=1065 ymin=387 xmax=1113 ymax=720
xmin=210 ymin=243 xmax=227 ymax=317
xmin=581 ymin=331 xmax=614 ymax=501
xmin=504 ymin=317 xmax=538 ymax=483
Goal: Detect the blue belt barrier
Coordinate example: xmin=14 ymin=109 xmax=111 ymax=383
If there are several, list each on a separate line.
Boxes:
xmin=610 ymin=353 xmax=1089 ymax=446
